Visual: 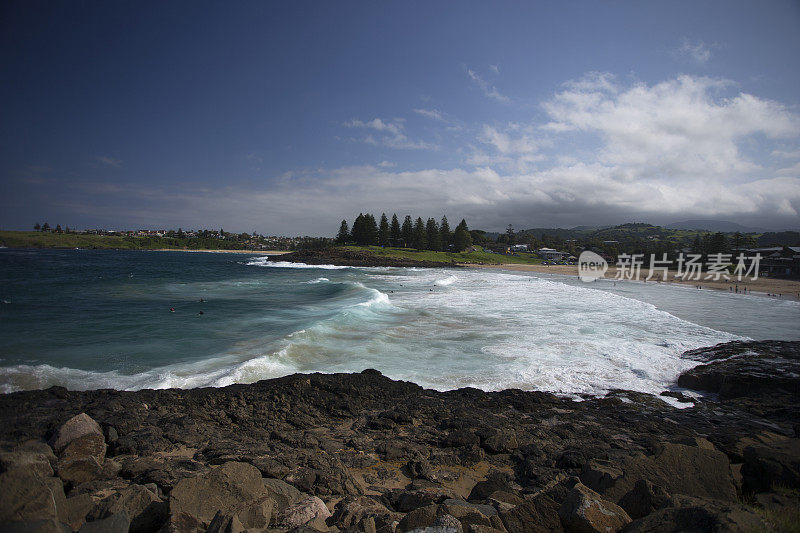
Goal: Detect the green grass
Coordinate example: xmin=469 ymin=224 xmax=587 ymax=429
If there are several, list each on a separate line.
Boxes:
xmin=0 ymin=231 xmax=248 ymax=251
xmin=339 ymin=245 xmax=544 ymax=265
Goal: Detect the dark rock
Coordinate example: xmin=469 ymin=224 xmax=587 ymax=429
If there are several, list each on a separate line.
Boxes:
xmin=168 ymin=461 xmax=273 ymax=531
xmin=741 ymin=438 xmax=800 ymax=493
xmin=328 ymin=496 xmax=399 ymax=532
xmin=482 ymin=431 xmax=518 ymax=454
xmin=584 ymin=443 xmax=737 ymax=504
xmin=0 ymin=450 xmax=55 ymax=478
xmin=0 ymin=469 xmax=63 ymax=524
xmin=56 ymin=456 xmax=103 ymax=485
xmin=276 ymin=495 xmax=331 ymax=530
xmin=622 ymin=495 xmax=770 ymax=532
xmin=468 ymin=472 xmax=512 ymax=502
xmin=90 ymin=483 xmax=167 ymax=533
xmin=617 ymin=479 xmax=673 ymax=520
xmin=78 ymin=512 xmax=130 ymax=533
xmin=499 ymin=495 xmax=562 ymax=533
xmin=397 ymin=504 xmax=439 ymax=532
xmin=49 ymin=413 xmax=103 ymax=454
xmin=0 ymin=519 xmax=70 ymax=533
xmin=558 ymin=483 xmax=631 ymax=533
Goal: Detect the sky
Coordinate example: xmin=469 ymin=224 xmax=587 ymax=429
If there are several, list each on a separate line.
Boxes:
xmin=1 ymin=1 xmax=799 ymax=235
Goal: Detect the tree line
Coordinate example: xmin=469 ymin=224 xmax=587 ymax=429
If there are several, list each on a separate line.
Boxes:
xmin=337 ymin=213 xmax=474 ymax=252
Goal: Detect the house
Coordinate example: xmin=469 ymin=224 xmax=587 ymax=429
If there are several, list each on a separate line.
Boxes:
xmin=511 ymin=244 xmax=528 ymax=252
xmin=537 ymin=247 xmax=568 ymax=261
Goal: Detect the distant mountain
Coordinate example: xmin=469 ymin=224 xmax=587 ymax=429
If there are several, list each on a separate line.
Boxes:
xmin=665 ymin=219 xmax=766 ymax=233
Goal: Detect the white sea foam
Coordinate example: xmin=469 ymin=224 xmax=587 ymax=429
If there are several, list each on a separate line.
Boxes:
xmin=3 ymin=265 xmax=777 ymax=402
xmin=305 ymin=277 xmax=330 ymax=284
xmin=245 ymin=257 xmax=349 ymax=269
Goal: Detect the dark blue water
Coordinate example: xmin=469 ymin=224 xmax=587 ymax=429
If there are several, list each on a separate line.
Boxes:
xmin=1 ymin=249 xmax=797 ymax=397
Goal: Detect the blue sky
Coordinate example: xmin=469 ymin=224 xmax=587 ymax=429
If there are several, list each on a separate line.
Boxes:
xmin=1 ymin=0 xmax=799 ymax=234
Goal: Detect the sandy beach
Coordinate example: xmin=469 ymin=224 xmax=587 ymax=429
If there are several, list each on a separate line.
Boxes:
xmin=463 ymin=262 xmax=800 ymax=299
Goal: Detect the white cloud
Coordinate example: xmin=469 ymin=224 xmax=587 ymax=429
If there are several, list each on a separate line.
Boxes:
xmin=413 ymin=108 xmax=446 ymax=121
xmin=542 ymin=74 xmax=799 ymax=180
xmin=676 ymin=38 xmax=714 ymax=64
xmin=345 ymin=118 xmax=435 ymax=150
xmin=95 ymin=156 xmax=122 ymax=168
xmin=467 ymin=68 xmax=509 ymax=102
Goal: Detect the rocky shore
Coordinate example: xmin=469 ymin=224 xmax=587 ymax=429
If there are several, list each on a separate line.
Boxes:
xmin=269 ymin=249 xmax=459 ymax=268
xmin=1 ymin=340 xmax=798 ymax=532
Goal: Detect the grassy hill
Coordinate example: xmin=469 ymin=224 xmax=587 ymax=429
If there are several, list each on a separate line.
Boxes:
xmin=0 ymin=231 xmax=250 ymax=250
xmin=338 ymin=246 xmax=543 ymax=265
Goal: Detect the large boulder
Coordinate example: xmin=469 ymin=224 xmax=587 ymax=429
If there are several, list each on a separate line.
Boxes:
xmin=90 ymin=484 xmax=168 ymax=533
xmin=558 ymin=483 xmax=631 ymax=533
xmin=0 ymin=469 xmax=65 ymax=524
xmin=741 ymin=438 xmax=800 ymax=493
xmin=275 ymin=495 xmax=331 ymax=530
xmin=623 ymin=495 xmax=770 ymax=532
xmin=168 ymin=461 xmax=275 ymax=532
xmin=0 ymin=450 xmax=55 ymax=478
xmin=617 ymin=479 xmax=673 ymax=520
xmin=329 ymin=496 xmax=400 ymax=532
xmin=499 ymin=495 xmax=562 ymax=533
xmin=50 ymin=414 xmax=104 ymax=454
xmin=581 ymin=443 xmax=737 ymax=504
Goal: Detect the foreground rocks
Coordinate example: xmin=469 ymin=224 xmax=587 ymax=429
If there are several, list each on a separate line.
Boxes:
xmin=0 ymin=340 xmax=798 ymax=532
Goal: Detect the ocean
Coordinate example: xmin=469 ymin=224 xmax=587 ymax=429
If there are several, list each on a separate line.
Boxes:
xmin=1 ymin=249 xmax=798 ymax=398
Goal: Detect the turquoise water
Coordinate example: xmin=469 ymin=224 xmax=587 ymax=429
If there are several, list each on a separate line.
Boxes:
xmin=1 ymin=249 xmax=798 ymax=396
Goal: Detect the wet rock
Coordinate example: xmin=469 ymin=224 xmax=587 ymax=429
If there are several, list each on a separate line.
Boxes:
xmin=50 ymin=413 xmax=103 ymax=454
xmin=205 ymin=495 xmax=275 ymax=532
xmin=444 ymin=430 xmax=480 ymax=448
xmin=558 ymin=483 xmax=631 ymax=533
xmin=623 ymin=495 xmax=770 ymax=532
xmin=678 ymin=340 xmax=800 ymax=399
xmin=440 ymin=500 xmax=493 ymax=530
xmin=579 ymin=460 xmax=623 ymax=493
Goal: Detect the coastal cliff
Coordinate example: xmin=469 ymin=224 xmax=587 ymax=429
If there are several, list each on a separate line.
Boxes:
xmin=0 ymin=340 xmax=798 ymax=532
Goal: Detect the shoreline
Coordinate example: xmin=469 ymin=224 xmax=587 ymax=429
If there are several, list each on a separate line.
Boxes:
xmin=0 ymin=340 xmax=797 ymax=532
xmin=462 ymin=262 xmax=800 ymax=299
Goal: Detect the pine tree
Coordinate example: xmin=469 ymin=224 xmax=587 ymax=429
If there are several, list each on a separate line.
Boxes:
xmin=55 ymin=224 xmax=62 ymax=233
xmin=336 ymin=220 xmax=350 ymax=244
xmin=363 ymin=214 xmax=378 ymax=245
xmin=352 ymin=214 xmax=363 ymax=244
xmin=34 ymin=223 xmax=41 ymax=231
xmin=439 ymin=216 xmax=451 ymax=250
xmin=412 ymin=217 xmax=427 ymax=249
xmin=42 ymin=222 xmax=50 ymax=232
xmin=390 ymin=214 xmax=401 ymax=247
xmin=453 ymin=219 xmax=472 ymax=252
xmin=506 ymin=224 xmax=516 ymax=245
xmin=401 ymin=216 xmax=413 ymax=248
xmin=426 ymin=218 xmax=441 ymax=251
xmin=378 ymin=213 xmax=390 ymax=246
